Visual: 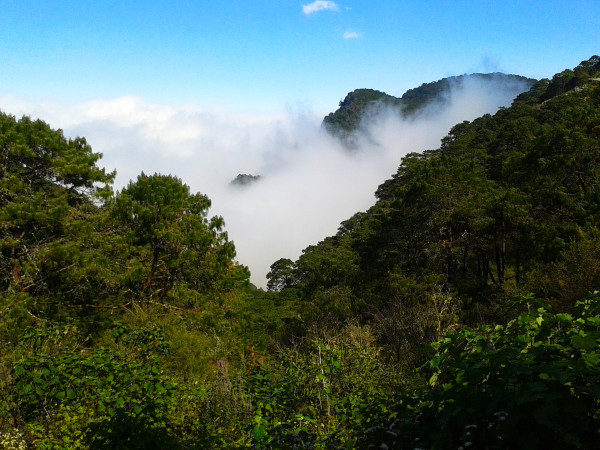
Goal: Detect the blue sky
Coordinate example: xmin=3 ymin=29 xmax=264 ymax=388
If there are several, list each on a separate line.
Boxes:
xmin=1 ymin=0 xmax=599 ymax=113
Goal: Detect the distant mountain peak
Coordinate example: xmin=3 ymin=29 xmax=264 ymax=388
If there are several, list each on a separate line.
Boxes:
xmin=322 ymin=73 xmax=537 ymax=144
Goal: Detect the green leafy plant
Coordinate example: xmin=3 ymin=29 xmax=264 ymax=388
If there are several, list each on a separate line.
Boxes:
xmin=404 ymin=293 xmax=600 ymax=448
xmin=11 ymin=324 xmax=178 ymax=448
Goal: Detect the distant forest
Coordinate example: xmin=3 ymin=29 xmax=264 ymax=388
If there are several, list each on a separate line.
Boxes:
xmin=322 ymin=73 xmax=536 ymax=140
xmin=1 ymin=56 xmax=599 ymax=449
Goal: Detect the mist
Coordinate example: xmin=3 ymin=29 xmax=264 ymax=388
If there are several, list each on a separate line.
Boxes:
xmin=0 ymin=76 xmax=530 ymax=287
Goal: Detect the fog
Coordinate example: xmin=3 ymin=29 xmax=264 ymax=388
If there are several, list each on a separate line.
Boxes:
xmin=1 ymin=76 xmax=530 ymax=287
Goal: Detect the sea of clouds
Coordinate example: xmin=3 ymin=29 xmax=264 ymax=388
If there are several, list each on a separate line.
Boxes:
xmin=0 ymin=76 xmax=530 ymax=287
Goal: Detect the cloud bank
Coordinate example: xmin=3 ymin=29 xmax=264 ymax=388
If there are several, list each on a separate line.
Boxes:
xmin=302 ymin=1 xmax=339 ymax=15
xmin=0 ymin=76 xmax=530 ymax=288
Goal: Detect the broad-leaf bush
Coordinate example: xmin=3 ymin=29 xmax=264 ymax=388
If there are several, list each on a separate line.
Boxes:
xmin=10 ymin=325 xmax=177 ymax=448
xmin=398 ymin=293 xmax=600 ymax=449
xmin=242 ymin=329 xmax=405 ymax=447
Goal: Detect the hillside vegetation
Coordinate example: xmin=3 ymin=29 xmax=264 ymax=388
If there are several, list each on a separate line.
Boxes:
xmin=322 ymin=73 xmax=536 ymax=143
xmin=1 ymin=56 xmax=600 ymax=449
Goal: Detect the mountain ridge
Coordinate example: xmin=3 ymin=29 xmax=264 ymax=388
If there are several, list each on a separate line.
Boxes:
xmin=322 ymin=72 xmax=537 ymax=141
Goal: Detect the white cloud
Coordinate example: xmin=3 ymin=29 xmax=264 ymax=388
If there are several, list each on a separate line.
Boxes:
xmin=302 ymin=1 xmax=339 ymax=15
xmin=0 ymin=76 xmax=530 ymax=288
xmin=343 ymin=30 xmax=361 ymax=39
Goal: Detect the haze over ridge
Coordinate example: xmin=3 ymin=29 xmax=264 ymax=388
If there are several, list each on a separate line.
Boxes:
xmin=0 ymin=75 xmax=531 ymax=287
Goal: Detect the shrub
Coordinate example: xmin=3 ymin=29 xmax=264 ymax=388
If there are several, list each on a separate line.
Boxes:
xmin=399 ymin=293 xmax=600 ymax=449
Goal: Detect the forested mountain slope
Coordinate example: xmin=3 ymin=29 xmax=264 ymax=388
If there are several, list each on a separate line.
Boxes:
xmin=322 ymin=73 xmax=536 ymax=140
xmin=270 ymin=54 xmax=600 ymax=366
xmin=0 ymin=115 xmax=248 ymax=312
xmin=1 ymin=56 xmax=599 ymax=449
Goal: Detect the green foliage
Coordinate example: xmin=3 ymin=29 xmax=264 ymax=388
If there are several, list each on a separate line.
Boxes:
xmin=525 ymin=234 xmax=600 ymax=308
xmin=241 ymin=328 xmax=405 ymax=447
xmin=230 ymin=173 xmax=262 ymax=187
xmin=2 ymin=56 xmax=600 ymax=448
xmin=323 ymin=88 xmax=402 ymax=138
xmin=400 ymin=73 xmax=535 ymax=112
xmin=112 ymin=173 xmax=246 ymax=306
xmin=322 ymin=74 xmax=536 ymax=142
xmin=1 ymin=114 xmax=248 ymax=316
xmin=0 ymin=112 xmax=114 ymax=303
xmin=10 ymin=323 xmax=177 ymax=448
xmin=266 ymin=258 xmax=297 ymax=292
xmin=283 ymin=55 xmax=600 ymax=341
xmin=401 ymin=293 xmax=600 ymax=448
xmin=294 ymin=237 xmax=359 ymax=300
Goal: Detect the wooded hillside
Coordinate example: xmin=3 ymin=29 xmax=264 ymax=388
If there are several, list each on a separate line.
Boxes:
xmin=322 ymin=73 xmax=536 ymax=141
xmin=1 ymin=56 xmax=600 ymax=449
